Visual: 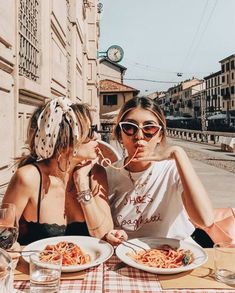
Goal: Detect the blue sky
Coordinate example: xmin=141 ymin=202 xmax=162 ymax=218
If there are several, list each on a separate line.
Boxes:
xmin=99 ymin=0 xmax=235 ymax=94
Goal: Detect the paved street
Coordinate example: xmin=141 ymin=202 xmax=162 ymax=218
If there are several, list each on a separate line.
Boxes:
xmin=168 ymin=137 xmax=235 ymax=208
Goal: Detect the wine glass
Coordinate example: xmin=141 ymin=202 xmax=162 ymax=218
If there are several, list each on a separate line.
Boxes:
xmin=0 ymin=203 xmax=19 ymax=250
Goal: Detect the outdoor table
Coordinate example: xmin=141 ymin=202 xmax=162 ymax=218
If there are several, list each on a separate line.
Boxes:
xmin=14 ymin=252 xmax=235 ymax=293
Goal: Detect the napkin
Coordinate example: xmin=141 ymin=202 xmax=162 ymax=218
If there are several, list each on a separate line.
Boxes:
xmin=158 ymin=249 xmax=235 ymax=289
xmin=14 ymin=256 xmax=86 ymax=281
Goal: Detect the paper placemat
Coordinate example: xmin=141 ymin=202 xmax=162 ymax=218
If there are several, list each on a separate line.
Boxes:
xmin=14 ymin=257 xmax=86 ymax=281
xmin=158 ymin=249 xmax=235 ymax=289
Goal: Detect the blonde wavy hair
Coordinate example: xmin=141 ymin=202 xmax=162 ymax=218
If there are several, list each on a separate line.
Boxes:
xmin=18 ymin=101 xmax=92 ymax=167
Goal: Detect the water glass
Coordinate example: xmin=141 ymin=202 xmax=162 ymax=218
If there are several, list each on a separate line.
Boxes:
xmin=30 ymin=252 xmax=62 ymax=293
xmin=0 ymin=248 xmax=14 ymax=293
xmin=0 ymin=203 xmax=18 ymax=250
xmin=214 ymin=242 xmax=235 ymax=285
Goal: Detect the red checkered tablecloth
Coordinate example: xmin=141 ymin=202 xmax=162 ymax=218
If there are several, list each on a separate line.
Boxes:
xmin=14 ymin=262 xmax=103 ymax=293
xmin=14 ymin=255 xmax=235 ymax=293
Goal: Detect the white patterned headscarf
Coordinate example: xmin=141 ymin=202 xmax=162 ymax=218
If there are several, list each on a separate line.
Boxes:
xmin=35 ymin=97 xmax=81 ymax=161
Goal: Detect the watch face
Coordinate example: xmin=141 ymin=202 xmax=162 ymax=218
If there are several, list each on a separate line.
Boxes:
xmin=84 ymin=193 xmax=92 ymax=201
xmin=107 ymin=45 xmax=124 ymax=63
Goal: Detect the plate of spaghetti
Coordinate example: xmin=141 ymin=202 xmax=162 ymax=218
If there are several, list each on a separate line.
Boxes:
xmin=22 ymin=236 xmax=114 ymax=272
xmin=116 ymin=237 xmax=208 ymax=274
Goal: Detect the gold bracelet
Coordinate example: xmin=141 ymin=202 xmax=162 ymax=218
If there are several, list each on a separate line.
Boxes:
xmin=88 ymin=215 xmax=106 ymax=231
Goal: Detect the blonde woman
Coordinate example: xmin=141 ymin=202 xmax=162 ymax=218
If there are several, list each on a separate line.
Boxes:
xmin=3 ymin=97 xmax=114 ymax=244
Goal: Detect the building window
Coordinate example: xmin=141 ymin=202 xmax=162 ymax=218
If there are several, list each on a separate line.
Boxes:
xmin=103 ymin=94 xmax=118 ymax=106
xmin=222 ymin=75 xmax=225 ymax=83
xmin=19 ymin=0 xmax=40 ymax=81
xmin=231 ymin=60 xmax=234 ymax=70
xmin=222 ymin=64 xmax=225 ymax=73
xmin=231 ymin=86 xmax=235 ymax=94
xmin=226 ymin=62 xmax=230 ymax=71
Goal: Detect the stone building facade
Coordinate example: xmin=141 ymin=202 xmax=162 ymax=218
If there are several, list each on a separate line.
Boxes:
xmin=0 ymin=0 xmax=101 ymax=195
xmin=219 ymin=54 xmax=235 ymax=118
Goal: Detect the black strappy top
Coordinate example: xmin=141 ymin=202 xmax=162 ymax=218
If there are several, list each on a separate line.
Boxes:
xmin=18 ymin=164 xmax=89 ymax=245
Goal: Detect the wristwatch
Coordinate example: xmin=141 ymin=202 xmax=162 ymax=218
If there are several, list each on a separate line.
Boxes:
xmin=76 ymin=189 xmax=92 ymax=204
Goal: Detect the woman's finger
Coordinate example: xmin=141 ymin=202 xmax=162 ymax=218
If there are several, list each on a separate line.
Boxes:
xmin=135 ymin=156 xmax=159 ymax=161
xmin=105 ymin=230 xmax=128 ymax=245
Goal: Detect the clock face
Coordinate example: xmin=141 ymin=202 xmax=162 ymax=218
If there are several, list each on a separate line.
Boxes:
xmin=107 ymin=45 xmax=124 ymax=63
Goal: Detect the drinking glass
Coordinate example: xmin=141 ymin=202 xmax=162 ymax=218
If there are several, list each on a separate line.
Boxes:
xmin=0 ymin=203 xmax=19 ymax=250
xmin=214 ymin=242 xmax=235 ymax=285
xmin=30 ymin=252 xmax=62 ymax=293
xmin=0 ymin=248 xmax=14 ymax=293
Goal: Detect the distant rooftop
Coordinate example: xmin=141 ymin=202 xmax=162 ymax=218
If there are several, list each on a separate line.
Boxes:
xmin=100 ymin=79 xmax=139 ymax=94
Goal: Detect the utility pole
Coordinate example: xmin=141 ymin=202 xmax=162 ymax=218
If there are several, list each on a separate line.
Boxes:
xmin=201 ymin=89 xmax=207 ymax=141
xmin=226 ymin=57 xmax=231 ymax=127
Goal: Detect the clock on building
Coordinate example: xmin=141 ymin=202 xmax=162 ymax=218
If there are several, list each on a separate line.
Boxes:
xmin=107 ymin=45 xmax=124 ymax=63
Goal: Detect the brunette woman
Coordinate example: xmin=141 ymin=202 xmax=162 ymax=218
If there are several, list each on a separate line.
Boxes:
xmin=105 ymin=96 xmax=214 ymax=244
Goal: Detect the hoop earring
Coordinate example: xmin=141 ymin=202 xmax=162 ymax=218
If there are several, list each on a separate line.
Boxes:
xmin=57 ymin=153 xmax=70 ymax=172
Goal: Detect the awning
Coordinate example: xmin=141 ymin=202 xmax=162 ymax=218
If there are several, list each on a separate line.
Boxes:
xmin=102 ymin=109 xmax=120 ymax=119
xmin=208 ymin=114 xmax=227 ymax=120
xmin=166 ymin=116 xmax=192 ymax=120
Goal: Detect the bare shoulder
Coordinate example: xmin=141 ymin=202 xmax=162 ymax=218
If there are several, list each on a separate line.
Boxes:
xmin=10 ymin=164 xmax=41 ymax=189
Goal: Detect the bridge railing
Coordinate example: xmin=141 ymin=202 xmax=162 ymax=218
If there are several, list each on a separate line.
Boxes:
xmin=167 ymin=128 xmax=235 ymax=152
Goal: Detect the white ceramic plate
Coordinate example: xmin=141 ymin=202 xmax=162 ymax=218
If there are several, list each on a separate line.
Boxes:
xmin=116 ymin=237 xmax=208 ymax=274
xmin=22 ymin=236 xmax=114 ymax=272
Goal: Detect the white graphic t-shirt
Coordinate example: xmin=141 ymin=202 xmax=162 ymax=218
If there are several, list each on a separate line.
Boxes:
xmin=106 ymin=160 xmax=194 ymax=240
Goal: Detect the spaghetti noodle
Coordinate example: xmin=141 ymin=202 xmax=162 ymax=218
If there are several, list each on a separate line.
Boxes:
xmin=128 ymin=245 xmax=193 ymax=268
xmin=96 ymin=146 xmax=139 ymax=170
xmin=39 ymin=241 xmax=90 ymax=266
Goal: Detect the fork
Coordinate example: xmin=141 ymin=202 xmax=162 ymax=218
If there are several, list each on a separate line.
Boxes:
xmin=120 ymin=240 xmax=148 ymax=254
xmin=6 ymin=249 xmax=40 ymax=254
xmin=108 ymin=261 xmax=127 ymax=271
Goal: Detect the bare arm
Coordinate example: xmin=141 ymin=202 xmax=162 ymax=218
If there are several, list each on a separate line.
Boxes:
xmin=3 ymin=166 xmax=38 ymax=221
xmin=137 ymin=145 xmax=214 ymax=227
xmin=73 ymin=162 xmax=113 ymax=239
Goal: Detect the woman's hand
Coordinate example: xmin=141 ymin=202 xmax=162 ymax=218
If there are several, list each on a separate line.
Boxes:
xmin=135 ymin=145 xmax=184 ymax=162
xmin=74 ymin=157 xmax=99 ymax=177
xmin=105 ymin=229 xmax=128 ymax=246
xmin=73 ymin=158 xmax=99 ymax=191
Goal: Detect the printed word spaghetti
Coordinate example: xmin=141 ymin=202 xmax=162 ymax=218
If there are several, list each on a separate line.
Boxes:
xmin=129 ymin=245 xmax=193 ymax=268
xmin=39 ymin=241 xmax=90 ymax=266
